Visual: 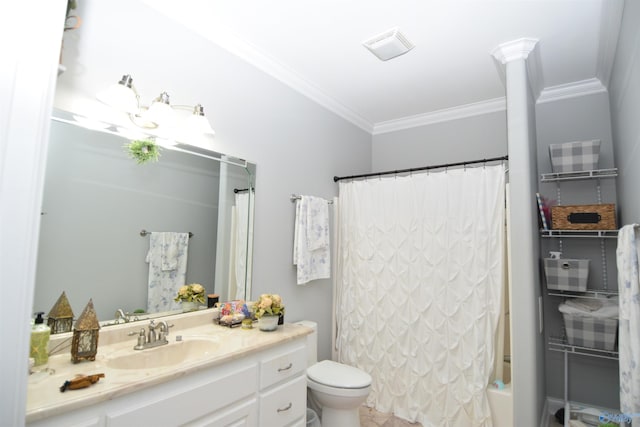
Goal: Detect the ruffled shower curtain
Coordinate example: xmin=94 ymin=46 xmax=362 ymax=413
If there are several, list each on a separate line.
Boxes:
xmin=229 ymin=191 xmax=254 ymax=300
xmin=336 ymin=165 xmax=505 ymax=427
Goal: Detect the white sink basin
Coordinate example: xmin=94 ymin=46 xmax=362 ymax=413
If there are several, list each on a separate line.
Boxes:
xmin=107 ymin=339 xmax=220 ymax=370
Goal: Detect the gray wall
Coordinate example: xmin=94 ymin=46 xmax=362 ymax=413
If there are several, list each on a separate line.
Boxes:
xmin=536 ymin=93 xmax=620 ymax=409
xmin=35 ymin=120 xmax=221 ymax=321
xmin=610 ymin=0 xmax=640 ymax=225
xmin=52 ymin=0 xmax=371 ymax=361
xmin=372 ymin=111 xmax=507 ymax=170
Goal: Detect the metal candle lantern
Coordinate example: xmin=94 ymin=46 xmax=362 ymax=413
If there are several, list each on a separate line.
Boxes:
xmin=71 ymin=299 xmax=100 ymax=363
xmin=47 ymin=291 xmax=74 ymax=334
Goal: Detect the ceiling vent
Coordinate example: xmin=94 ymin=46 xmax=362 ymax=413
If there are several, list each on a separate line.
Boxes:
xmin=363 ymin=27 xmax=414 ymax=61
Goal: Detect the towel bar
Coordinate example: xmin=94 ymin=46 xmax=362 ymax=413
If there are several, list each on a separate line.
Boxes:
xmin=140 ymin=229 xmax=194 ymax=238
xmin=290 ymin=194 xmax=333 ymax=204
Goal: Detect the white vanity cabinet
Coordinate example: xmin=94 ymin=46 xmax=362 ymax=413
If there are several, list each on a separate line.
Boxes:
xmin=27 ymin=334 xmax=308 ymax=427
xmin=258 ymin=344 xmax=308 ymax=426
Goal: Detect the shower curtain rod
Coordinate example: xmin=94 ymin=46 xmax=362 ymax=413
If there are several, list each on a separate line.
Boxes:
xmin=234 ymin=187 xmax=254 ymax=193
xmin=333 ymin=155 xmax=508 ymax=182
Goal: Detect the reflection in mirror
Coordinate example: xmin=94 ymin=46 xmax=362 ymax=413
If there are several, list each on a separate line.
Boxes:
xmin=34 ymin=111 xmax=255 ymax=329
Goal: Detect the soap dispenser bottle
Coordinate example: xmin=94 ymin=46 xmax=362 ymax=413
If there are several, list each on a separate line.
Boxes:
xmin=30 ymin=312 xmax=51 ymax=366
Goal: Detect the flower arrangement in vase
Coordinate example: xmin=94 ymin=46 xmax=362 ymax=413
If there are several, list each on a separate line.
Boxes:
xmin=252 ymin=294 xmax=284 ymax=331
xmin=174 ymin=284 xmax=205 ymax=312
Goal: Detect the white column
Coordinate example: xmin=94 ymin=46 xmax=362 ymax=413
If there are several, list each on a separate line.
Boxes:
xmin=491 ymin=38 xmax=544 ymax=427
xmin=0 ymin=1 xmax=66 ymax=425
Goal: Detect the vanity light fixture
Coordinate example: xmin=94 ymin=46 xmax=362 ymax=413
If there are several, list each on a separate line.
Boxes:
xmin=96 ymin=74 xmax=215 ymax=136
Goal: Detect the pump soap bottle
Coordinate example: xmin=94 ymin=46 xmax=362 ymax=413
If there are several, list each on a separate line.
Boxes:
xmin=30 ymin=312 xmax=51 ymax=366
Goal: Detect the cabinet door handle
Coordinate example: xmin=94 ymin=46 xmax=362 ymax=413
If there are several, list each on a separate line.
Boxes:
xmin=278 ymin=363 xmax=293 ymax=372
xmin=277 ymin=402 xmax=293 ymax=413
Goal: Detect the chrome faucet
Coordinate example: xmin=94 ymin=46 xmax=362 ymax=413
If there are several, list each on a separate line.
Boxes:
xmin=115 ymin=309 xmax=130 ymax=323
xmin=157 ymin=320 xmax=170 ymax=342
xmin=131 ymin=320 xmax=173 ymax=350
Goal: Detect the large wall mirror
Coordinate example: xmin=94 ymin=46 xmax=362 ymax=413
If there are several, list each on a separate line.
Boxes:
xmin=33 ymin=110 xmax=255 ymax=327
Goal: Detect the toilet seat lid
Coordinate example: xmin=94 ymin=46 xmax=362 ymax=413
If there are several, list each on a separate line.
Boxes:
xmin=307 ymin=360 xmax=372 ymax=389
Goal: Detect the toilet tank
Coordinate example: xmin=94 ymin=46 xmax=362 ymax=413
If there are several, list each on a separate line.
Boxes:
xmin=295 ymin=320 xmax=317 ymax=366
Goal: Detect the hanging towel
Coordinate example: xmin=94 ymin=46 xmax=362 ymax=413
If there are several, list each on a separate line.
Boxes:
xmin=293 ymin=195 xmax=330 ymax=285
xmin=229 ymin=192 xmax=254 ymax=300
xmin=559 ymin=298 xmax=619 ymax=319
xmin=161 ymin=232 xmax=181 ymax=271
xmin=146 ymin=232 xmax=189 ymax=313
xmin=617 ymin=224 xmax=640 ymax=425
xmin=306 ymin=196 xmax=330 ymax=251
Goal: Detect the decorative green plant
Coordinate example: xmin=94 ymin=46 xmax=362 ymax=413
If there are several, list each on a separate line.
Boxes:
xmin=126 ymin=139 xmax=161 ymax=164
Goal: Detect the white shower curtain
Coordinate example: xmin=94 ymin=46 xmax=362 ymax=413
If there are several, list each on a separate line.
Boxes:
xmin=229 ymin=192 xmax=253 ymax=300
xmin=617 ymin=224 xmax=640 ymax=426
xmin=336 ymin=165 xmax=505 ymax=427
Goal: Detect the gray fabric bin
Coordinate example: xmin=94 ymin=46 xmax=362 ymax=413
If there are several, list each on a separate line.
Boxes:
xmin=544 ymin=258 xmax=589 ymax=292
xmin=549 ymin=140 xmax=600 ymax=173
xmin=562 ymin=313 xmax=617 ymax=351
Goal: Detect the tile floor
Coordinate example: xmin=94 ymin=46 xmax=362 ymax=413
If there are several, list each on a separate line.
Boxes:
xmin=359 ymin=406 xmax=423 ymax=427
xmin=359 ymin=406 xmax=568 ymax=427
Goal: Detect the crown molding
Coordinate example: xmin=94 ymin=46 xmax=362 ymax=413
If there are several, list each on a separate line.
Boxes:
xmin=372 ymin=97 xmax=506 ymax=135
xmin=490 ymin=38 xmax=543 ymax=100
xmin=537 ymin=78 xmax=607 ymax=104
xmin=595 ymin=0 xmax=624 ymax=88
xmin=490 ymin=38 xmax=539 ymax=65
xmin=141 ymin=2 xmax=374 ymax=134
xmin=212 ymin=31 xmax=376 ymax=133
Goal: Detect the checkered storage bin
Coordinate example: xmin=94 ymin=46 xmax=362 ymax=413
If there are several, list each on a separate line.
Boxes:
xmin=562 ymin=313 xmax=617 ymax=351
xmin=549 ymin=140 xmax=601 ymax=173
xmin=544 ymin=258 xmax=589 ymax=292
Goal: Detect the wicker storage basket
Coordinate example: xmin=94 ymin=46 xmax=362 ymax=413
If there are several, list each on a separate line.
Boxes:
xmin=544 ymin=258 xmax=589 ymax=292
xmin=551 ymin=204 xmax=616 ymax=230
xmin=562 ymin=313 xmax=617 ymax=351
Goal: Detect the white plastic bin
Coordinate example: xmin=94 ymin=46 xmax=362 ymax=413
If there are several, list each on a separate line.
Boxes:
xmin=544 ymin=258 xmax=589 ymax=292
xmin=306 ymin=408 xmax=321 ymax=427
xmin=562 ymin=313 xmax=617 ymax=351
xmin=549 ymin=140 xmax=601 ymax=173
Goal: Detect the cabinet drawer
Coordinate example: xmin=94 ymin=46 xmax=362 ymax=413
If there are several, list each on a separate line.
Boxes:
xmin=106 ymin=363 xmax=257 ymax=427
xmin=287 ymin=416 xmax=306 ymax=427
xmin=184 ymin=397 xmax=257 ymax=427
xmin=259 ymin=345 xmax=306 ymax=389
xmin=259 ymin=375 xmax=306 ymax=427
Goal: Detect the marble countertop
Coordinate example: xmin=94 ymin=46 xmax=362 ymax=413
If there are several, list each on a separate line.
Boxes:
xmin=26 ymin=310 xmax=311 ymax=423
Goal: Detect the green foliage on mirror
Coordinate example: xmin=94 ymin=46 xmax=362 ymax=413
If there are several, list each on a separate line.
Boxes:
xmin=126 ymin=139 xmax=161 ymax=164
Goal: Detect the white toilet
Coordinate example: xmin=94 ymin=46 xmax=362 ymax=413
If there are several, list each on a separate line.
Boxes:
xmin=297 ymin=321 xmax=372 ymax=427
